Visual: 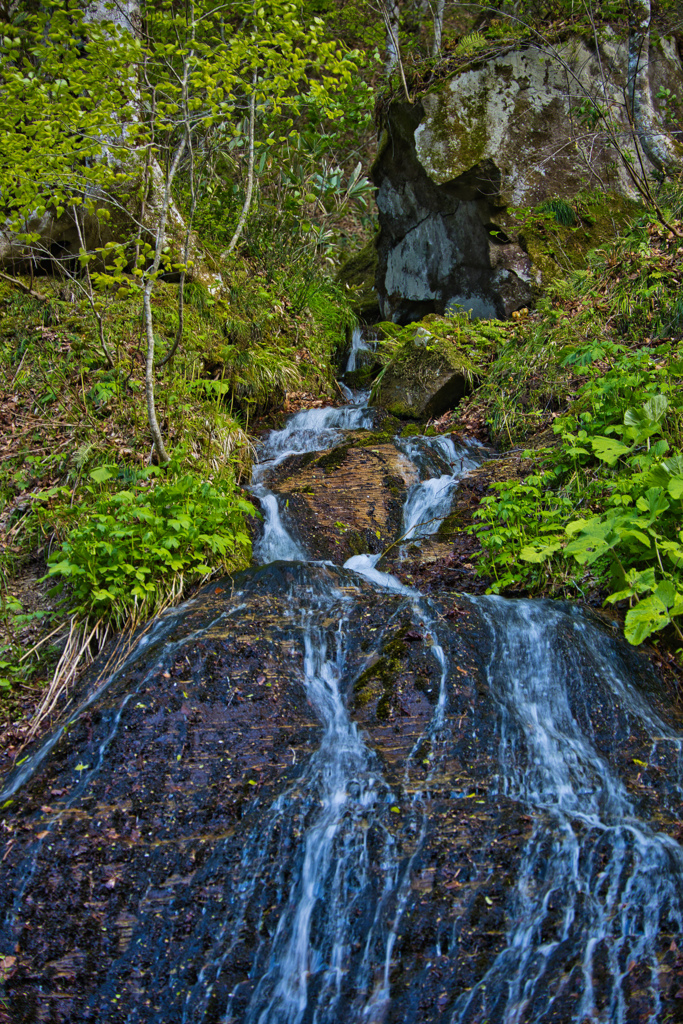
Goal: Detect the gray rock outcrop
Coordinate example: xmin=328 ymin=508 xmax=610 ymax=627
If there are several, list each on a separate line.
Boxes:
xmin=373 ymin=35 xmax=683 ymax=324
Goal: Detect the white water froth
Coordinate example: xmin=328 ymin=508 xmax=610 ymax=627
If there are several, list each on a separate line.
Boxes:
xmin=256 ymin=403 xmax=374 ymax=469
xmin=398 ymin=435 xmax=481 ymax=542
xmin=449 ymin=596 xmax=683 ymax=1024
xmin=250 ymin=485 xmax=307 ymax=563
xmin=246 ymin=602 xmax=381 ymax=1024
xmin=344 ymin=326 xmax=377 ymax=375
xmin=250 ymin=401 xmax=375 ymax=564
xmin=343 ymin=553 xmax=419 ymax=596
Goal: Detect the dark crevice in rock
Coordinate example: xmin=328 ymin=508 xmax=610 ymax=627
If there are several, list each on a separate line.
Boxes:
xmin=372 ymin=102 xmax=533 ymax=324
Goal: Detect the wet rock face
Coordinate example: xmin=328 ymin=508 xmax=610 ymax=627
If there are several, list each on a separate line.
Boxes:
xmin=1 ymin=572 xmax=683 ymax=1024
xmin=263 ymin=436 xmax=416 ymax=562
xmin=373 ymin=101 xmax=532 ymax=324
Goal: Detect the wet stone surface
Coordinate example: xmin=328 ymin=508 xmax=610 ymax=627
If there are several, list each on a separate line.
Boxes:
xmin=265 ymin=439 xmax=414 ymax=563
xmin=1 ymin=568 xmax=683 ymax=1023
xmin=3 ymin=397 xmax=683 ymax=1024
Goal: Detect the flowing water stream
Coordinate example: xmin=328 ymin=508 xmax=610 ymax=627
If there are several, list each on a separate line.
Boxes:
xmin=2 ymin=386 xmax=683 ymax=1023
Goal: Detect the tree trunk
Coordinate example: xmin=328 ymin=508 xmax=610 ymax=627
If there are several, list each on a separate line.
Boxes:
xmin=142 ymin=131 xmax=187 ymax=465
xmin=143 ymin=278 xmax=170 ymax=464
xmin=432 ymin=0 xmax=445 ymax=57
xmin=627 ymin=0 xmax=679 ymax=174
xmin=225 ymin=72 xmax=258 ymax=256
xmin=384 ymin=0 xmax=400 ymax=72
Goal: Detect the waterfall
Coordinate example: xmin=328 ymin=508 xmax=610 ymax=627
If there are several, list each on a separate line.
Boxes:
xmin=344 ymin=327 xmax=377 ymax=375
xmin=2 ymin=388 xmax=682 ymax=1024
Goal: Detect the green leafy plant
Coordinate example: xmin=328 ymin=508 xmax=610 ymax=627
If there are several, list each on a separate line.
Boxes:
xmin=41 ymin=468 xmax=256 ymax=630
xmin=470 ymin=221 xmax=683 ymax=651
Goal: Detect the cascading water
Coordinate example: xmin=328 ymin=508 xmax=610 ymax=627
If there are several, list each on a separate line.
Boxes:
xmin=2 ymin=385 xmax=683 ymax=1024
xmin=450 ymin=597 xmax=683 ymax=1024
xmin=250 ymin=402 xmax=374 ymax=564
xmin=396 ymin=435 xmax=481 ymax=542
xmin=344 ymin=327 xmax=377 ymax=375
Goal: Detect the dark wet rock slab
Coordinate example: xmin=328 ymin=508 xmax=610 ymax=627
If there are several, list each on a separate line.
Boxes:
xmin=2 ymin=566 xmax=683 ymax=1021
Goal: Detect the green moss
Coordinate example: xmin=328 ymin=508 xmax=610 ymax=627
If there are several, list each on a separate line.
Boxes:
xmin=336 ymin=236 xmax=380 ymax=320
xmin=437 ymin=508 xmax=467 ymax=539
xmin=353 ymin=633 xmax=408 ymax=717
xmin=337 ymin=237 xmax=378 ymax=289
xmin=312 ymin=443 xmax=351 ymax=472
xmin=343 ymin=364 xmax=379 ymax=389
xmin=420 ymin=84 xmax=490 ymax=183
xmin=353 ymin=429 xmax=396 ymax=447
xmin=519 ymin=189 xmax=640 ymax=285
xmin=376 ymin=694 xmax=392 ymax=721
xmin=346 ymin=530 xmax=369 ymax=556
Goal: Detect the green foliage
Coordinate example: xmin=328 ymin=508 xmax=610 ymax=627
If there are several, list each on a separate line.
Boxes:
xmin=537 ymin=198 xmax=577 ymax=227
xmin=0 ymin=6 xmax=140 ymax=236
xmin=454 ymin=32 xmax=488 ymax=56
xmin=470 ymin=220 xmax=683 ymax=649
xmin=40 ymin=468 xmax=255 ymax=630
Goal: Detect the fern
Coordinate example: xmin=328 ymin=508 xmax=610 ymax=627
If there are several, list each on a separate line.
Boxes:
xmin=538 ymin=198 xmax=577 ymax=227
xmin=455 ymin=32 xmax=487 ymax=56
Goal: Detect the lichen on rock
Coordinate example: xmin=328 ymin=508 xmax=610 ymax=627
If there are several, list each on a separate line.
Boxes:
xmin=372 ymin=33 xmax=683 ymax=324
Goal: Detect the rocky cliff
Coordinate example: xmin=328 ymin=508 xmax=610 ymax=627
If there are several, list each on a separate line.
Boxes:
xmin=373 ymin=34 xmax=683 ymax=323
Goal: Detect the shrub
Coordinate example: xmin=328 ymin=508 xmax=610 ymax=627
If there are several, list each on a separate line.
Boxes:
xmin=41 ymin=467 xmax=255 ymax=629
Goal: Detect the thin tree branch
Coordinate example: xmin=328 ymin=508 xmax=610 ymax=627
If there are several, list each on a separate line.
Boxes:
xmin=225 ymin=69 xmax=258 ymax=256
xmin=0 ymin=270 xmax=48 ymax=302
xmin=380 ymin=0 xmax=411 ymax=102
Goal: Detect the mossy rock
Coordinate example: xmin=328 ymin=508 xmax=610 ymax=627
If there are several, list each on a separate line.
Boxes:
xmin=519 ymin=190 xmax=641 ymax=287
xmin=370 ymin=319 xmax=482 ymax=419
xmin=336 ymin=237 xmax=381 ymax=321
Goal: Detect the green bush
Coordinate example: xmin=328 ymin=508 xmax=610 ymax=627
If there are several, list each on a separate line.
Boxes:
xmin=470 ymin=222 xmax=683 ymax=650
xmin=41 ymin=468 xmax=255 ymax=629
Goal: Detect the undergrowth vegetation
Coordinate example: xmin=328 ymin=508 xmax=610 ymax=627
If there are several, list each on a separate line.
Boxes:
xmin=0 ymin=257 xmax=354 ymax=724
xmin=466 ymin=215 xmax=683 ymax=652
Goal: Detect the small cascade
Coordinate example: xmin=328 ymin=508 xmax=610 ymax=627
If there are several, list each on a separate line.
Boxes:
xmin=250 ymin=401 xmax=376 ymax=564
xmin=242 ymin=596 xmax=381 ymax=1024
xmin=452 ymin=596 xmax=683 ymax=1024
xmin=256 ymin=403 xmax=375 ymax=468
xmin=396 ymin=435 xmax=481 ymax=542
xmin=344 ymin=326 xmax=377 ymax=376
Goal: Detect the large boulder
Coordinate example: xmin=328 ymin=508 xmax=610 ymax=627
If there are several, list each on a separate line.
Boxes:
xmin=262 ymin=434 xmax=415 ymax=561
xmin=373 ymin=34 xmax=683 ymax=324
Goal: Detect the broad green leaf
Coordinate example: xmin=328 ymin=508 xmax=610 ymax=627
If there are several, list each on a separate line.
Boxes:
xmin=615 ymin=528 xmax=651 ymax=548
xmin=605 ymin=567 xmax=656 ymax=604
xmin=565 ymin=517 xmax=591 ymax=537
xmin=590 ymin=436 xmax=631 ymax=465
xmin=624 ymin=408 xmax=647 ymax=429
xmin=520 ymin=541 xmax=562 ymax=563
xmin=654 ymin=580 xmax=677 ymax=608
xmin=668 ymin=476 xmax=683 ymax=500
xmin=624 ymin=595 xmax=670 ymax=645
xmin=643 ymin=394 xmax=668 ymax=423
xmin=90 ymin=466 xmax=114 ymax=484
xmin=635 ymin=487 xmax=669 ymax=518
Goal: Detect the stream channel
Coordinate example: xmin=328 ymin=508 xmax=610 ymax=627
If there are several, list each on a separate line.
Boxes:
xmin=2 ymin=336 xmax=683 ymax=1023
